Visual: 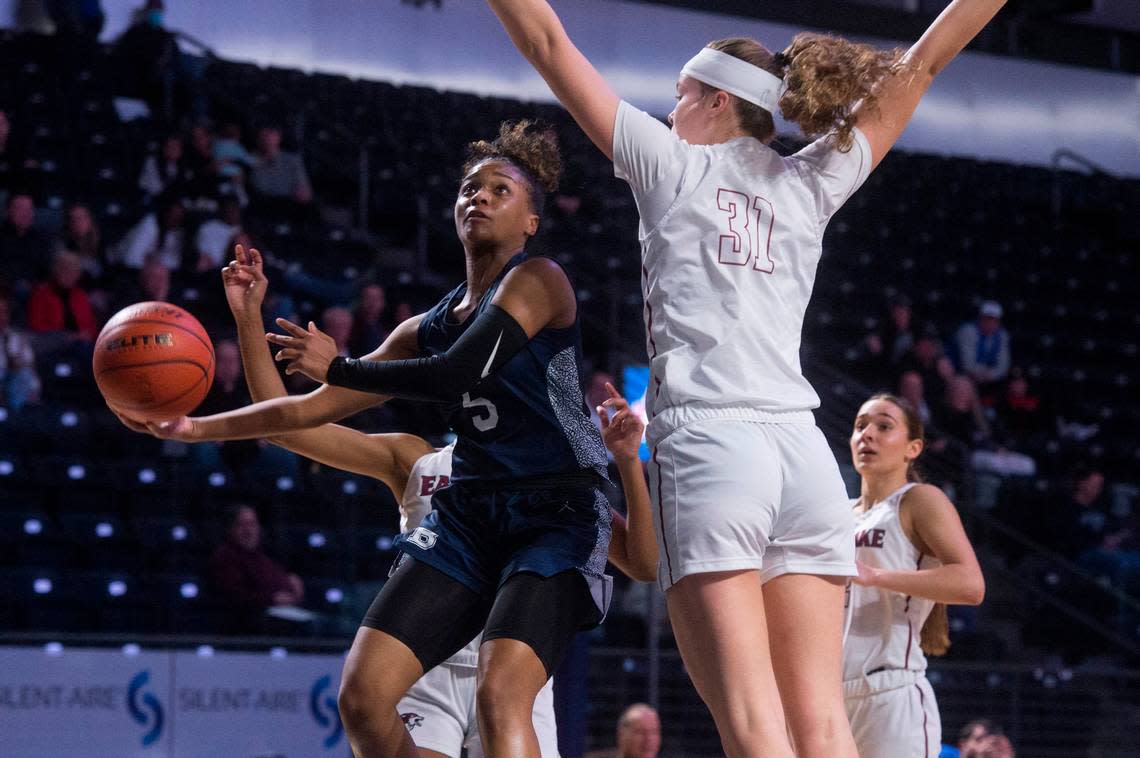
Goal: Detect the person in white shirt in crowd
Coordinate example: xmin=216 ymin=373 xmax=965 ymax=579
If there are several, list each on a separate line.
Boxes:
xmin=109 ymin=196 xmax=186 ymax=270
xmin=195 ymin=195 xmax=244 ymax=272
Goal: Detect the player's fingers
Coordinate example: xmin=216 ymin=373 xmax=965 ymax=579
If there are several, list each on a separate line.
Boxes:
xmin=605 ymin=397 xmax=629 ymax=413
xmin=597 ymin=405 xmax=610 ymax=428
xmin=274 ymin=348 xmax=298 ymax=362
xmin=604 ymin=381 xmax=622 ymax=400
xmin=247 ymin=247 xmax=262 ymax=269
xmin=234 ymin=243 xmax=247 ymax=264
xmin=274 ymin=317 xmax=308 ymax=337
xmin=265 ymin=332 xmax=299 ymax=347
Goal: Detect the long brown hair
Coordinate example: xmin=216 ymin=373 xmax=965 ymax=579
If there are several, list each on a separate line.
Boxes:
xmin=700 ymin=35 xmax=903 ymax=151
xmin=864 ymin=393 xmax=950 ymax=656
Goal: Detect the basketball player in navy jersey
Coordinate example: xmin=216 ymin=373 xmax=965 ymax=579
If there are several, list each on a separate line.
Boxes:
xmin=116 ymin=122 xmax=620 ymax=757
xmin=215 ymin=244 xmax=655 ymax=757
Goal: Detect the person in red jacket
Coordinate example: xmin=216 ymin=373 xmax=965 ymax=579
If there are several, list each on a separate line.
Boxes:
xmin=210 ymin=503 xmax=304 ymax=612
xmin=26 ymin=250 xmax=98 ymax=360
xmin=27 ymin=249 xmax=97 ymax=336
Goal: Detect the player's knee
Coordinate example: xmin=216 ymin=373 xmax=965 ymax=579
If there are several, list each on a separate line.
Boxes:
xmin=714 ymin=699 xmax=788 ymax=756
xmin=337 ymin=668 xmax=388 ymax=730
xmin=475 ymin=672 xmax=533 ymax=730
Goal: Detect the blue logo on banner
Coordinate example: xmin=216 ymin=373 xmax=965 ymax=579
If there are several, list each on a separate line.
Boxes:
xmin=310 ymin=674 xmax=344 ymax=748
xmin=127 ymin=670 xmax=164 ymax=747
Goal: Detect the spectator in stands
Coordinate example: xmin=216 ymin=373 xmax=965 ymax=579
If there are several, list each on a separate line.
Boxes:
xmin=0 ymin=290 xmax=41 ymax=410
xmin=898 ymin=369 xmax=932 ymax=426
xmin=0 ymin=192 xmax=54 ymax=290
xmin=46 ymin=0 xmax=105 ymax=42
xmin=138 ymin=134 xmax=188 ymax=199
xmin=321 ymin=306 xmax=353 ymax=358
xmin=27 ymin=250 xmax=98 ymax=346
xmin=195 ymin=196 xmax=242 ymax=272
xmin=938 ymin=375 xmax=991 ymax=446
xmin=955 ymin=719 xmax=1015 ymax=758
xmin=902 ymin=322 xmax=955 ymax=404
xmin=954 ymin=301 xmax=1011 ymax=398
xmin=111 ymin=258 xmax=174 ymax=313
xmin=861 ymin=293 xmax=915 ymax=384
xmin=586 ymin=703 xmax=661 ymax=758
xmin=214 ymin=122 xmax=254 ymax=183
xmin=348 ymin=283 xmax=388 ymax=356
xmin=0 ymin=111 xmax=39 ymax=195
xmin=109 ymin=196 xmax=186 ymax=269
xmin=995 ymin=367 xmax=1046 ymax=447
xmin=211 ymin=504 xmax=304 ymax=611
xmin=250 ymin=125 xmax=312 ymax=206
xmin=112 ymin=0 xmax=180 ymax=120
xmin=0 ymin=110 xmax=16 ymax=191
xmin=62 ymin=202 xmax=104 ymax=280
xmin=1052 ymin=467 xmax=1140 ymax=591
xmin=184 ymin=123 xmax=225 ymax=202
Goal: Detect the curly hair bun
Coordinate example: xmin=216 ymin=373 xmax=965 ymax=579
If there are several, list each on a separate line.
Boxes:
xmin=465 ymin=120 xmax=562 ymax=197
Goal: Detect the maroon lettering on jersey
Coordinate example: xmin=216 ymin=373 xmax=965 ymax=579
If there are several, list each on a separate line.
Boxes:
xmin=855 ymin=528 xmax=886 ymax=548
xmin=419 ymin=474 xmax=452 ymax=497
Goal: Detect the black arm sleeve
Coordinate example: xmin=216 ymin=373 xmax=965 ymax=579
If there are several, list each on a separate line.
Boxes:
xmin=325 ymin=304 xmax=530 ymax=401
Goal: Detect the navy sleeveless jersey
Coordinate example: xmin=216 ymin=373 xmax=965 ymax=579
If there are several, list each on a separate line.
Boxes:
xmin=417 ymin=253 xmax=608 ymax=483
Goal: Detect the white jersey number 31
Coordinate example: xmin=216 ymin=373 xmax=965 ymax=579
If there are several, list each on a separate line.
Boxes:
xmin=716 ymin=189 xmax=775 ymax=274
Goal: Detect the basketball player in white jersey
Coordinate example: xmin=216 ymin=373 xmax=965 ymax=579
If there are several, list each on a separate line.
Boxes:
xmin=214 ymin=245 xmax=658 ymax=757
xmin=846 ymin=394 xmax=984 ymax=757
xmin=483 ymin=2 xmax=1006 ymax=755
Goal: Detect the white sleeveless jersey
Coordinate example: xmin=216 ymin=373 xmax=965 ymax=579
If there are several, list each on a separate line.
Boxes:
xmin=400 ymin=444 xmax=480 ymax=668
xmin=843 ymin=483 xmax=941 ymax=680
xmin=613 ymin=101 xmax=872 ymax=433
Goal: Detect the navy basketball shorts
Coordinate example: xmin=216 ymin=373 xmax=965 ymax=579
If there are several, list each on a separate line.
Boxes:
xmin=400 ymin=481 xmax=612 ymax=618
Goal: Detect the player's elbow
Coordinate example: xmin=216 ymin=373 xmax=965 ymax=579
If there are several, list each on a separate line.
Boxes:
xmin=961 ymin=572 xmax=986 ymax=606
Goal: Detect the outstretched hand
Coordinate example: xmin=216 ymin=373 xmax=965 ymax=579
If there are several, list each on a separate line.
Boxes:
xmin=107 ymin=402 xmax=199 ymax=441
xmin=222 ymin=244 xmax=269 ymax=320
xmin=266 ymin=318 xmax=338 ymax=383
xmin=598 ymin=382 xmax=644 ymax=463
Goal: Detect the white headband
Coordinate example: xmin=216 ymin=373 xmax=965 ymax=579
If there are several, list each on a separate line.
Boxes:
xmin=680 ymin=47 xmax=784 ymax=112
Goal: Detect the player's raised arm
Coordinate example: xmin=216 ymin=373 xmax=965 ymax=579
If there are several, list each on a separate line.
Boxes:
xmin=222 ymin=245 xmax=430 ymax=490
xmin=856 ymin=0 xmax=1006 ymax=169
xmin=484 ymin=0 xmax=619 ymax=159
xmin=599 ymin=383 xmax=658 ymax=582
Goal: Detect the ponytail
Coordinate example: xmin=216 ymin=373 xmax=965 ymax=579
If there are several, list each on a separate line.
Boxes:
xmin=920 ymin=602 xmax=950 ymax=656
xmin=701 ymin=34 xmax=902 ymax=151
xmin=777 ymin=33 xmax=903 ymax=152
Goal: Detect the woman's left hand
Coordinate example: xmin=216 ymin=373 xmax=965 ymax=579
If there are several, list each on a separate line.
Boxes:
xmin=853 ymin=560 xmax=881 ymax=587
xmin=266 ymin=318 xmax=338 ymax=383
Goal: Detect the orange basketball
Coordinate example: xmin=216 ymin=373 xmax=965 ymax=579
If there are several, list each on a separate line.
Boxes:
xmin=93 ymin=301 xmax=215 ymax=422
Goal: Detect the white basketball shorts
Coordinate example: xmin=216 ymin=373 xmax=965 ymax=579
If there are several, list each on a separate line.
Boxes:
xmin=398 ymin=662 xmax=559 ymax=757
xmin=647 ymin=409 xmax=856 ymax=590
xmin=843 ymin=670 xmax=942 ymax=758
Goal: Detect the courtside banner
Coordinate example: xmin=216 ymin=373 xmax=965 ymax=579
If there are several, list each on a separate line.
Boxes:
xmin=0 ymin=645 xmax=347 ymax=757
